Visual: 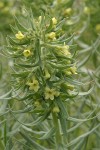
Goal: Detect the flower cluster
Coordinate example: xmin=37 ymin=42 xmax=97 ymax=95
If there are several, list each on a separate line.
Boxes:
xmin=7 ymin=14 xmax=78 ymax=114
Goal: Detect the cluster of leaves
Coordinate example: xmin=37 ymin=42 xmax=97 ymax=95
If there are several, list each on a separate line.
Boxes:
xmin=0 ymin=0 xmax=100 ymax=150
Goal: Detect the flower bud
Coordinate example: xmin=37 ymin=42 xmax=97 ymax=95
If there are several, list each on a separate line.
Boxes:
xmin=65 ymin=71 xmax=72 ymax=75
xmin=47 ymin=32 xmax=56 ymax=40
xmin=52 ymin=17 xmax=57 ymax=25
xmin=44 ymin=69 xmax=50 ymax=79
xmin=52 ymin=106 xmax=60 ymax=113
xmin=38 ymin=16 xmax=42 ymax=22
xmin=70 ymin=66 xmax=77 ymax=74
xmin=64 ymin=8 xmax=72 ymax=16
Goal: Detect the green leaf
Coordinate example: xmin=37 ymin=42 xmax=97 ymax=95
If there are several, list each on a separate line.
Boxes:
xmin=25 ymin=109 xmax=51 ymax=127
xmin=4 ymin=121 xmax=7 ymax=146
xmin=0 ymin=63 xmax=2 ymax=79
xmin=19 ymin=131 xmax=47 ymax=150
xmin=0 ymin=90 xmax=12 ymax=100
xmin=45 ymin=19 xmax=53 ymax=33
xmin=78 ymin=53 xmax=91 ymax=67
xmin=55 ymin=18 xmax=66 ymax=31
xmin=10 ymin=25 xmax=18 ymax=34
xmin=21 ymin=125 xmax=45 ymax=135
xmin=66 ymin=124 xmax=100 ymax=148
xmin=8 ymin=36 xmax=30 ymax=45
xmin=48 ymin=62 xmax=73 ymax=69
xmin=15 ymin=61 xmax=39 ymax=68
xmin=11 ymin=106 xmax=33 ymax=114
xmin=5 ymin=138 xmax=13 ymax=150
xmin=56 ymin=99 xmax=69 ymax=118
xmin=67 ymin=122 xmax=83 ymax=133
xmin=51 ymin=34 xmax=74 ymax=44
xmin=29 ymin=8 xmax=36 ymax=30
xmin=78 ymin=85 xmax=94 ymax=96
xmin=39 ymin=127 xmax=55 ymax=140
xmin=14 ymin=16 xmax=28 ymax=32
xmin=59 ymin=112 xmax=67 ymax=136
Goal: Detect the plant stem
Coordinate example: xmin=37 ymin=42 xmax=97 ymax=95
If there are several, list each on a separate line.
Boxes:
xmin=52 ymin=112 xmax=63 ymax=150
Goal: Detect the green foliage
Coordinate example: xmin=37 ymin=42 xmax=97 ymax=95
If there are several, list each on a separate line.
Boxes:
xmin=0 ymin=0 xmax=100 ymax=150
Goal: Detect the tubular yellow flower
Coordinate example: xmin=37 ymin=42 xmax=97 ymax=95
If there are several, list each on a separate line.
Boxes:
xmin=15 ymin=31 xmax=25 ymax=40
xmin=52 ymin=17 xmax=57 ymax=25
xmin=23 ymin=49 xmax=31 ymax=57
xmin=52 ymin=106 xmax=60 ymax=113
xmin=45 ymin=87 xmax=55 ymax=100
xmin=47 ymin=32 xmax=56 ymax=40
xmin=27 ymin=78 xmax=39 ymax=92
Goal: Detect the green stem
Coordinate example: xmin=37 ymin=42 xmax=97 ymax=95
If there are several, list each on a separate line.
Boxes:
xmin=52 ymin=112 xmax=62 ymax=150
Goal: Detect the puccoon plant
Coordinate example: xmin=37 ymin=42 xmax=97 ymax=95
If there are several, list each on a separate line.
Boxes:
xmin=0 ymin=1 xmax=100 ymax=149
xmin=4 ymin=11 xmax=79 ymax=149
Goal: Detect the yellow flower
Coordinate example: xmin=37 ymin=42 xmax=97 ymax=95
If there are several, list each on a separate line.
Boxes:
xmin=70 ymin=66 xmax=77 ymax=74
xmin=64 ymin=66 xmax=77 ymax=75
xmin=84 ymin=7 xmax=90 ymax=15
xmin=95 ymin=24 xmax=100 ymax=33
xmin=52 ymin=106 xmax=60 ymax=113
xmin=52 ymin=17 xmax=57 ymax=25
xmin=64 ymin=8 xmax=72 ymax=15
xmin=15 ymin=31 xmax=25 ymax=40
xmin=27 ymin=78 xmax=39 ymax=92
xmin=53 ymin=90 xmax=60 ymax=97
xmin=57 ymin=45 xmax=71 ymax=57
xmin=0 ymin=2 xmax=4 ymax=8
xmin=63 ymin=45 xmax=71 ymax=56
xmin=23 ymin=49 xmax=31 ymax=57
xmin=38 ymin=16 xmax=42 ymax=22
xmin=47 ymin=32 xmax=56 ymax=40
xmin=45 ymin=87 xmax=55 ymax=100
xmin=44 ymin=69 xmax=50 ymax=79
